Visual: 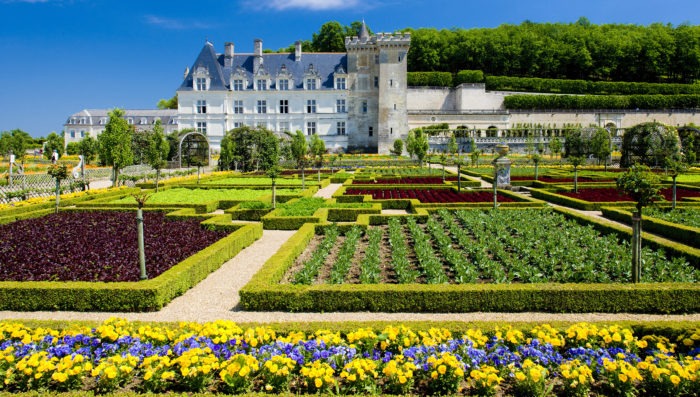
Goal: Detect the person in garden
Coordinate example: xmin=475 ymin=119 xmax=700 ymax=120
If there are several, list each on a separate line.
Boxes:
xmin=51 ymin=150 xmax=58 ymax=164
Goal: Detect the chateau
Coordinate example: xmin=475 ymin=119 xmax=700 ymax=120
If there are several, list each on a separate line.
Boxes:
xmin=64 ymin=23 xmax=700 ymax=154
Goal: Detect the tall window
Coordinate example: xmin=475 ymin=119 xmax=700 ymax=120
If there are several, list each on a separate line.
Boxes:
xmin=127 ymin=118 xmax=134 ymax=125
xmin=196 ymin=122 xmax=207 ymax=134
xmin=368 ymin=126 xmax=373 ymax=137
xmin=374 ymin=76 xmax=379 ymax=88
xmin=362 ymin=101 xmax=368 ymax=113
xmin=279 ymin=99 xmax=289 ymax=114
xmin=69 ymin=130 xmax=75 ymax=138
xmin=336 ymin=77 xmax=346 ymax=89
xmin=307 ymin=121 xmax=316 ymax=135
xmin=257 ymin=100 xmax=267 ymax=114
xmin=233 ymin=79 xmax=244 ymax=91
xmin=306 ymin=78 xmax=317 ymax=90
xmin=80 ymin=131 xmax=85 ymax=138
xmin=278 ymin=79 xmax=289 ymax=90
xmin=336 ymin=99 xmax=346 ymax=113
xmin=279 ymin=122 xmax=290 ymax=132
xmin=233 ymin=122 xmax=243 ymax=128
xmin=306 ymin=99 xmax=316 ymax=113
xmin=233 ymin=100 xmax=244 ymax=114
xmin=256 ymin=79 xmax=267 ymax=91
xmin=196 ymin=100 xmax=207 ymax=114
xmin=196 ymin=77 xmax=206 ymax=91
xmin=337 ymin=121 xmax=346 ymax=135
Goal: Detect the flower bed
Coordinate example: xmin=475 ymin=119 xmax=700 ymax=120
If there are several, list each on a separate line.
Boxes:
xmin=558 ymin=187 xmax=700 ymax=202
xmin=0 ymin=211 xmax=228 ymax=282
xmin=352 ymin=176 xmax=460 ymax=184
xmin=344 ymin=189 xmax=518 ymax=203
xmin=0 ymin=319 xmax=697 ymax=396
xmin=108 ymin=188 xmax=301 ymax=205
xmin=204 ymin=177 xmax=316 ymax=186
xmin=286 ymin=210 xmax=696 ymax=285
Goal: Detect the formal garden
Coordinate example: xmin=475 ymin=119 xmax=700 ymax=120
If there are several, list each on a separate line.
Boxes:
xmin=1 ymin=121 xmax=700 ymax=396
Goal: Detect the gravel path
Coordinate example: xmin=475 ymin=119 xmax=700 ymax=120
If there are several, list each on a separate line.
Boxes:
xmin=1 ymin=178 xmax=698 ymax=324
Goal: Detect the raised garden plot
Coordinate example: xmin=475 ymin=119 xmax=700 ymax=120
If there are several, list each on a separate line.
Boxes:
xmin=285 ymin=210 xmax=696 ymax=285
xmin=358 ymin=167 xmax=448 ymax=176
xmin=511 ymin=176 xmax=614 ymax=183
xmin=645 ymin=207 xmax=700 ymax=229
xmin=276 ymin=197 xmax=373 ymax=216
xmin=344 ymin=188 xmax=518 ymax=203
xmin=558 ymin=187 xmax=700 ymax=202
xmin=352 ymin=176 xmax=460 ymax=184
xmin=108 ymin=187 xmax=302 ymax=204
xmin=0 ymin=211 xmax=228 ymax=282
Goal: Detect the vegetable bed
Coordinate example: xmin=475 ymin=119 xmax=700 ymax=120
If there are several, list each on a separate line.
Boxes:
xmin=286 ymin=209 xmax=696 ymax=285
xmin=0 ymin=211 xmax=229 ymax=282
xmin=343 ymin=189 xmax=519 ymax=203
xmin=352 ymin=176 xmax=461 ymax=184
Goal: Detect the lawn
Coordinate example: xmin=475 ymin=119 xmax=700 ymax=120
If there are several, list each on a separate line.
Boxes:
xmin=108 ymin=188 xmax=302 ymax=204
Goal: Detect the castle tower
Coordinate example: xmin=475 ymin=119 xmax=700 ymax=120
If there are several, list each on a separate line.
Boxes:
xmin=345 ymin=24 xmax=410 ymax=153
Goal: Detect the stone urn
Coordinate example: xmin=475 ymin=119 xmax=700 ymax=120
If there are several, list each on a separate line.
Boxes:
xmin=496 ymin=143 xmax=509 ymax=157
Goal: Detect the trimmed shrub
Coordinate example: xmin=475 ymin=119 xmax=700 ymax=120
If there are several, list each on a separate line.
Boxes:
xmin=407 ymin=72 xmax=453 ymax=87
xmin=455 ymin=70 xmax=484 ymax=84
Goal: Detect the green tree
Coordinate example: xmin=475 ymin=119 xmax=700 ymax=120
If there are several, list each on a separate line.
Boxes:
xmin=290 ymin=130 xmax=309 ymax=189
xmin=219 ymin=126 xmax=279 ymax=172
xmin=43 ymin=132 xmax=64 ymax=161
xmin=413 ymin=129 xmax=430 ymax=167
xmin=391 ymin=139 xmax=404 ymax=156
xmin=98 ymin=108 xmax=134 ymax=186
xmin=405 ymin=130 xmax=417 ymax=160
xmin=568 ymin=156 xmax=585 ymax=193
xmin=1 ymin=129 xmax=32 ymax=165
xmin=144 ymin=120 xmax=170 ymax=192
xmin=77 ymin=135 xmax=99 ymax=165
xmin=616 ymin=165 xmax=662 ymax=283
xmin=665 ymin=155 xmax=689 ymax=209
xmin=589 ymin=127 xmax=612 ymax=170
xmin=447 ymin=132 xmax=458 ymax=155
xmin=157 ymin=94 xmax=178 ymax=110
xmin=312 ymin=21 xmax=346 ymax=52
xmin=309 ymin=133 xmax=326 ymax=167
xmin=469 ymin=139 xmax=481 ymax=166
xmin=267 ymin=165 xmax=281 ymax=209
xmin=549 ymin=136 xmax=562 ymax=159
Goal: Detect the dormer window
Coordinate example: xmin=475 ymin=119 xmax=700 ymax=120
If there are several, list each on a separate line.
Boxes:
xmin=334 ymin=65 xmax=347 ymax=90
xmin=233 ymin=79 xmax=244 ymax=91
xmin=230 ymin=66 xmax=247 ymax=91
xmin=140 ymin=118 xmax=147 ymax=125
xmin=304 ymin=63 xmax=320 ymax=90
xmin=256 ymin=79 xmax=267 ymax=90
xmin=335 ymin=77 xmax=346 ymax=90
xmin=193 ymin=65 xmax=210 ymax=91
xmin=277 ymin=64 xmax=292 ymax=91
xmin=278 ymin=79 xmax=289 ymax=90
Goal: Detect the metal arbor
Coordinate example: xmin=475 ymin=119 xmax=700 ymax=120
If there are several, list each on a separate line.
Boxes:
xmin=620 ymin=122 xmax=681 ymax=168
xmin=176 ymin=132 xmax=211 ymax=168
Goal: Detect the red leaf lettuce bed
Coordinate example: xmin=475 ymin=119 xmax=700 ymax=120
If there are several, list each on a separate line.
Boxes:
xmin=352 ymin=176 xmax=460 ymax=184
xmin=558 ymin=187 xmax=700 ymax=202
xmin=344 ymin=188 xmax=516 ymax=203
xmin=0 ymin=211 xmax=228 ymax=282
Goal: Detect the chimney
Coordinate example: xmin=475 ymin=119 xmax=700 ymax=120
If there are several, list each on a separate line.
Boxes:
xmin=254 ymin=38 xmax=263 ymax=72
xmin=224 ymin=42 xmax=234 ymax=67
xmin=295 ymin=40 xmax=302 ymax=62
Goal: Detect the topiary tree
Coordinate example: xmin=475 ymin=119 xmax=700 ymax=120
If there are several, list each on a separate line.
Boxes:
xmin=665 ymin=155 xmax=689 ymax=209
xmin=616 ymin=164 xmax=662 ymax=283
xmin=267 ymin=165 xmax=281 ymax=209
xmin=469 ymin=139 xmax=481 ymax=166
xmin=413 ymin=129 xmax=430 ymax=167
xmin=47 ymin=163 xmax=68 ymax=213
xmin=447 ymin=132 xmax=458 ymax=156
xmin=132 ymin=193 xmax=151 ymax=280
xmin=405 ymin=129 xmax=417 ymax=162
xmin=144 ymin=120 xmax=170 ymax=192
xmin=589 ymin=126 xmax=612 ymax=170
xmin=391 ymin=139 xmax=404 ymax=156
xmin=290 ymin=130 xmax=309 ymax=189
xmin=98 ymin=108 xmax=134 ymax=186
xmin=549 ymin=136 xmax=562 ymax=159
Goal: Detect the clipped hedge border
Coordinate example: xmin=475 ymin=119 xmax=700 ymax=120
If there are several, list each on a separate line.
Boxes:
xmin=240 ymin=208 xmax=700 ymax=313
xmin=0 ymin=187 xmax=139 ymax=219
xmin=261 ymin=207 xmax=329 ymax=230
xmin=600 ymin=206 xmax=700 ymax=249
xmin=0 ymin=216 xmax=263 ymax=312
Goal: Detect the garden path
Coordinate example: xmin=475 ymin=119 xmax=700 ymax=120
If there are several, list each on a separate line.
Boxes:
xmin=1 ymin=175 xmax=699 ymax=324
xmin=314 ymin=183 xmax=343 ymax=199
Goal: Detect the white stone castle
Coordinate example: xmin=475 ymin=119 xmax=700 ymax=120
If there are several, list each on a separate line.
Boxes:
xmin=64 ymin=23 xmax=700 ymax=154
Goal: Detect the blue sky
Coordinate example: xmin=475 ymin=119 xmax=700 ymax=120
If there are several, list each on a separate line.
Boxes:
xmin=1 ymin=0 xmax=699 ymax=137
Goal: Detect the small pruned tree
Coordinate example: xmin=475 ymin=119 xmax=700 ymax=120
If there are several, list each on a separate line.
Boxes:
xmin=405 ymin=130 xmax=417 ymax=161
xmin=413 ymin=129 xmax=430 ymax=167
xmin=98 ymin=108 xmax=134 ymax=186
xmin=568 ymin=156 xmax=585 ymax=193
xmin=144 ymin=120 xmax=170 ymax=192
xmin=447 ymin=132 xmax=458 ymax=156
xmin=665 ymin=155 xmax=689 ymax=209
xmin=391 ymin=139 xmax=404 ymax=156
xmin=47 ymin=163 xmax=68 ymax=213
xmin=616 ymin=164 xmax=662 ymax=283
xmin=267 ymin=165 xmax=281 ymax=209
xmin=469 ymin=139 xmax=481 ymax=167
xmin=549 ymin=136 xmax=562 ymax=159
xmin=290 ymin=130 xmax=309 ymax=189
xmin=77 ymin=135 xmax=98 ymax=165
xmin=530 ymin=152 xmax=542 ymax=180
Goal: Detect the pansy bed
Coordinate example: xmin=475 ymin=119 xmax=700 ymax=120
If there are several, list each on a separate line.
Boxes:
xmin=240 ymin=208 xmax=700 ymax=313
xmin=0 ymin=210 xmax=262 ymax=311
xmin=0 ymin=319 xmax=698 ymax=396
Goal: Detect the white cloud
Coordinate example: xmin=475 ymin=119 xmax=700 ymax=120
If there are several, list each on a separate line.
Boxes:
xmin=144 ymin=15 xmax=213 ymax=30
xmin=249 ymin=0 xmax=361 ymax=11
xmin=2 ymin=0 xmax=54 ymax=3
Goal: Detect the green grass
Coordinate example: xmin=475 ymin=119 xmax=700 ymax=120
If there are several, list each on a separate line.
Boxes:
xmin=277 ymin=197 xmax=374 ymax=216
xmin=109 ymin=188 xmax=301 ymax=204
xmin=205 ymin=177 xmax=317 ymax=185
xmin=661 ymin=173 xmax=700 ymax=184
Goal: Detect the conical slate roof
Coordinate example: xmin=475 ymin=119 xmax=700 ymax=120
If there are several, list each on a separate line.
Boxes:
xmin=179 ymin=42 xmax=228 ymax=91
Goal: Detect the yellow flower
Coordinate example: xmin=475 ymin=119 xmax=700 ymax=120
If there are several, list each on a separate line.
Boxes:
xmin=515 ymin=372 xmax=527 ymax=382
xmin=51 ymin=372 xmax=68 ymax=382
xmin=438 ymin=364 xmax=447 ymax=375
xmin=670 ymin=375 xmax=681 ymax=386
xmin=314 ymin=378 xmax=323 ymax=388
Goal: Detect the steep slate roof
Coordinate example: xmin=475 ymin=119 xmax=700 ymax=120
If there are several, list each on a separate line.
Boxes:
xmin=178 ymin=43 xmax=347 ymax=91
